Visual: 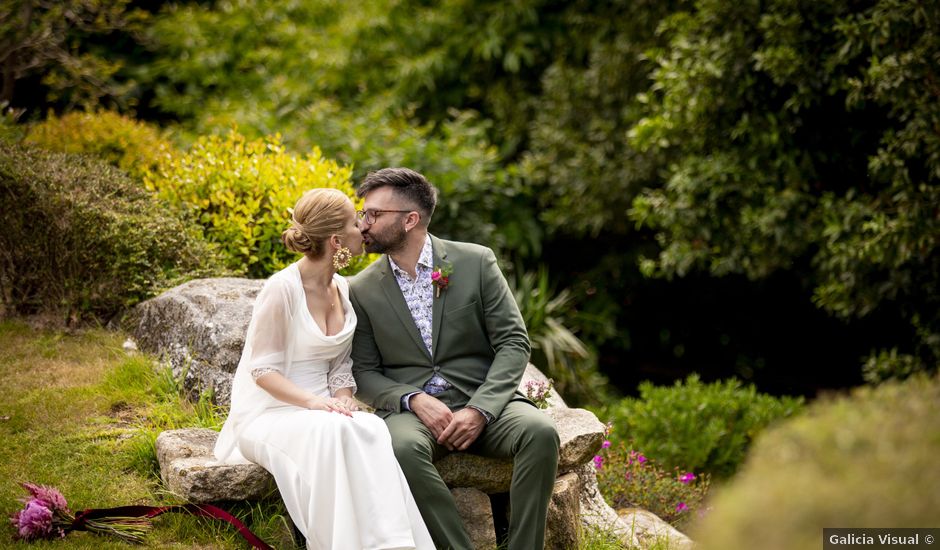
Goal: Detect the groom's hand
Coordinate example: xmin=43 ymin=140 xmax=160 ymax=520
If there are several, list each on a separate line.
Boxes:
xmin=410 ymin=393 xmax=453 ymax=439
xmin=438 ymin=408 xmax=486 ymax=451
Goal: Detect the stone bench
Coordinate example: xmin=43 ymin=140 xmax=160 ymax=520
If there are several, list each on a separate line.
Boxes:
xmin=156 ymin=405 xmax=604 ymax=549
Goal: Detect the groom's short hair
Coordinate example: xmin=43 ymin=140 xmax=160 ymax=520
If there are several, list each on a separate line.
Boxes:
xmin=357 ymin=167 xmax=437 ymax=226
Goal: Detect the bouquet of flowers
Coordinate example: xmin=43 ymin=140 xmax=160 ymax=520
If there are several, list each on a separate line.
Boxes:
xmin=10 ymin=482 xmax=272 ymax=548
xmin=10 ymin=482 xmax=150 ymax=543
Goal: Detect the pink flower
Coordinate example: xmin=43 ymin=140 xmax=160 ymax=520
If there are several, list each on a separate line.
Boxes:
xmin=21 ymin=482 xmax=69 ymax=512
xmin=431 ymin=271 xmax=441 ymax=281
xmin=675 ymin=502 xmax=689 ymax=513
xmin=12 ymin=499 xmax=54 ymax=540
xmin=628 ymin=451 xmax=647 ymax=465
xmin=593 ymin=455 xmax=604 ymax=469
xmin=601 ymin=440 xmax=611 ymax=449
xmin=679 ymin=472 xmax=696 ymax=484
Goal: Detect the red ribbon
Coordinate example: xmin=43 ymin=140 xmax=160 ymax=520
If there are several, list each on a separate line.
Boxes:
xmin=71 ymin=503 xmax=274 ymax=549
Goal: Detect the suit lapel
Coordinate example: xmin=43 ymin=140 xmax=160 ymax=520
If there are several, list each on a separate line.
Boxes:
xmin=378 ymin=257 xmax=431 ymax=360
xmin=431 ymin=235 xmax=448 ymax=359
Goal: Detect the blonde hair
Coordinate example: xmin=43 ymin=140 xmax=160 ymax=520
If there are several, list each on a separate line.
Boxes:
xmin=281 ymin=188 xmax=351 ymax=258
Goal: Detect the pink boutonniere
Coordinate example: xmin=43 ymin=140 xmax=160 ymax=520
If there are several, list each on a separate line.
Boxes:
xmin=431 ymin=263 xmax=453 ymax=298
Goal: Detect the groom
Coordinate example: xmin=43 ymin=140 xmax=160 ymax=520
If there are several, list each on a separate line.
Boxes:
xmin=349 ymin=168 xmax=560 ymax=549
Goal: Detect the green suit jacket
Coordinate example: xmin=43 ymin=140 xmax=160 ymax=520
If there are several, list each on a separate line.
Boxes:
xmin=349 ymin=235 xmax=530 ymax=419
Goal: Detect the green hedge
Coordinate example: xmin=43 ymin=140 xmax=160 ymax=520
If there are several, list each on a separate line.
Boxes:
xmin=594 ymin=374 xmax=803 ymax=478
xmin=0 ymin=145 xmax=225 ymax=323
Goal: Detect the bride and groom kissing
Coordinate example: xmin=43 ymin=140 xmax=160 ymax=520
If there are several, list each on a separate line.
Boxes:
xmin=213 ymin=167 xmax=561 ymax=549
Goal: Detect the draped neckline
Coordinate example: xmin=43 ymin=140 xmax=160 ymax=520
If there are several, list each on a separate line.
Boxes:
xmin=289 ymin=263 xmax=355 ymax=341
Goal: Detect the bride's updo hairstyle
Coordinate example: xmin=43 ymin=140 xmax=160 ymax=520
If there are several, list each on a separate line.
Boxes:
xmin=282 ymin=188 xmax=350 ymax=258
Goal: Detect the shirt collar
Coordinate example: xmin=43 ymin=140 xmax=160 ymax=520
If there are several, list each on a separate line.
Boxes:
xmin=388 ymin=234 xmax=434 ymax=278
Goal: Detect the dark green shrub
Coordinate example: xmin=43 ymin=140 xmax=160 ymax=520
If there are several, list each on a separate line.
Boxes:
xmin=594 ymin=374 xmax=803 ymax=478
xmin=0 ymin=145 xmax=225 ymax=323
xmin=692 ymin=374 xmax=940 ymax=550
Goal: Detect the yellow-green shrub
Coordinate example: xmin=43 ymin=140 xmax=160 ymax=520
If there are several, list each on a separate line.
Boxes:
xmin=690 ymin=374 xmax=940 ymax=550
xmin=146 ymin=130 xmax=372 ymax=278
xmin=23 ymin=110 xmax=176 ymax=179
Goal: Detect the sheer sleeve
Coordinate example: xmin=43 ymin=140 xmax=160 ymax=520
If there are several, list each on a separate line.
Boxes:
xmin=245 ymin=277 xmax=292 ymax=382
xmin=328 ymin=334 xmax=356 ymax=395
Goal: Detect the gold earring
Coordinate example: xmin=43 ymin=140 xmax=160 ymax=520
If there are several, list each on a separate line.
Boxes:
xmin=332 ymin=247 xmax=352 ymax=270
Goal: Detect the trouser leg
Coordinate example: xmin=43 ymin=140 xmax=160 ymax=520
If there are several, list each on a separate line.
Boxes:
xmin=470 ymin=401 xmax=560 ymax=550
xmin=385 ymin=412 xmax=474 ymax=550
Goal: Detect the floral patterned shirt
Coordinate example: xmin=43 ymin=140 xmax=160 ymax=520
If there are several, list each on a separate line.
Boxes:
xmin=388 ymin=235 xmax=436 ymax=355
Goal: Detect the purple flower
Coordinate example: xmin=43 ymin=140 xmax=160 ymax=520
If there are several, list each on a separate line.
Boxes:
xmin=679 ymin=472 xmax=696 ymax=484
xmin=593 ymin=455 xmax=604 ymax=469
xmin=636 ymin=453 xmax=647 ymax=464
xmin=601 ymin=440 xmax=611 ymax=449
xmin=21 ymin=482 xmax=69 ymax=512
xmin=12 ymin=499 xmax=54 ymax=540
xmin=675 ymin=502 xmax=689 ymax=513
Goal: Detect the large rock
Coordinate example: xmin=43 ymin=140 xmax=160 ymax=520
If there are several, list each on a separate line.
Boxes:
xmin=618 ymin=508 xmax=695 ymax=550
xmin=545 ymin=472 xmax=581 ymax=550
xmin=156 ymin=428 xmax=274 ymax=503
xmin=451 ymin=488 xmax=497 ymax=550
xmin=128 ymin=278 xmax=263 ymax=405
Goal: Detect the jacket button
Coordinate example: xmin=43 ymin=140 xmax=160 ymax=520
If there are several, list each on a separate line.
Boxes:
xmin=433 ymin=365 xmax=441 ymax=372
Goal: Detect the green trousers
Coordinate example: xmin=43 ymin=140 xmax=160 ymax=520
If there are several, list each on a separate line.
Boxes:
xmin=385 ymin=398 xmax=560 ymax=550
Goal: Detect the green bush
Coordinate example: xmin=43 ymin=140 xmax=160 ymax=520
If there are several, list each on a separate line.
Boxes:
xmin=0 ymin=145 xmax=224 ymax=323
xmin=23 ymin=110 xmax=177 ymax=180
xmin=594 ymin=375 xmax=803 ymax=478
xmin=691 ymin=373 xmax=940 ymax=550
xmin=145 ymin=129 xmax=373 ymax=278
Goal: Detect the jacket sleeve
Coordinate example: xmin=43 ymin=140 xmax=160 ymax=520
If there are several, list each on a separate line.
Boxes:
xmin=349 ymin=286 xmax=423 ymax=411
xmin=466 ymin=247 xmax=531 ymax=419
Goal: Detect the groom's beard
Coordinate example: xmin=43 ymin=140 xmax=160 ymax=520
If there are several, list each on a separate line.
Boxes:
xmin=362 ymin=224 xmax=407 ymax=255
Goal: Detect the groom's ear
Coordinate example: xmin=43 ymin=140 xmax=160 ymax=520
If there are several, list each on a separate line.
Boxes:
xmin=403 ymin=211 xmax=422 ymax=232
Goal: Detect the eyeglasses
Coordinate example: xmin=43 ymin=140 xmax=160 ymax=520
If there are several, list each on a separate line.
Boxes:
xmin=356 ymin=209 xmax=413 ymax=225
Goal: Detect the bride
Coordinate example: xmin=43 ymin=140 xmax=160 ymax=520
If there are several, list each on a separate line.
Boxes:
xmin=214 ymin=188 xmax=434 ymax=550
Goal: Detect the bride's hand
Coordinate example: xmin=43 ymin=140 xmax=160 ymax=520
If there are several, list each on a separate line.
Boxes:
xmin=336 ymin=396 xmax=360 ymax=412
xmin=306 ymin=396 xmax=353 ymax=416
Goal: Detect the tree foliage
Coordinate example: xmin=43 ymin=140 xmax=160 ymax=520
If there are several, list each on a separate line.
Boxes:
xmin=0 ymin=0 xmax=147 ymax=110
xmin=8 ymin=0 xmax=938 ymax=389
xmin=629 ymin=0 xmax=939 ymax=372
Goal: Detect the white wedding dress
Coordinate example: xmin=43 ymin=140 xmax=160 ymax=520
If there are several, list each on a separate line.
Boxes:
xmin=214 ymin=264 xmax=434 ymax=550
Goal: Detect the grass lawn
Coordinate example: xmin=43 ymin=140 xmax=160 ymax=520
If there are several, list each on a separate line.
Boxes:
xmin=0 ymin=321 xmax=300 ymax=549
